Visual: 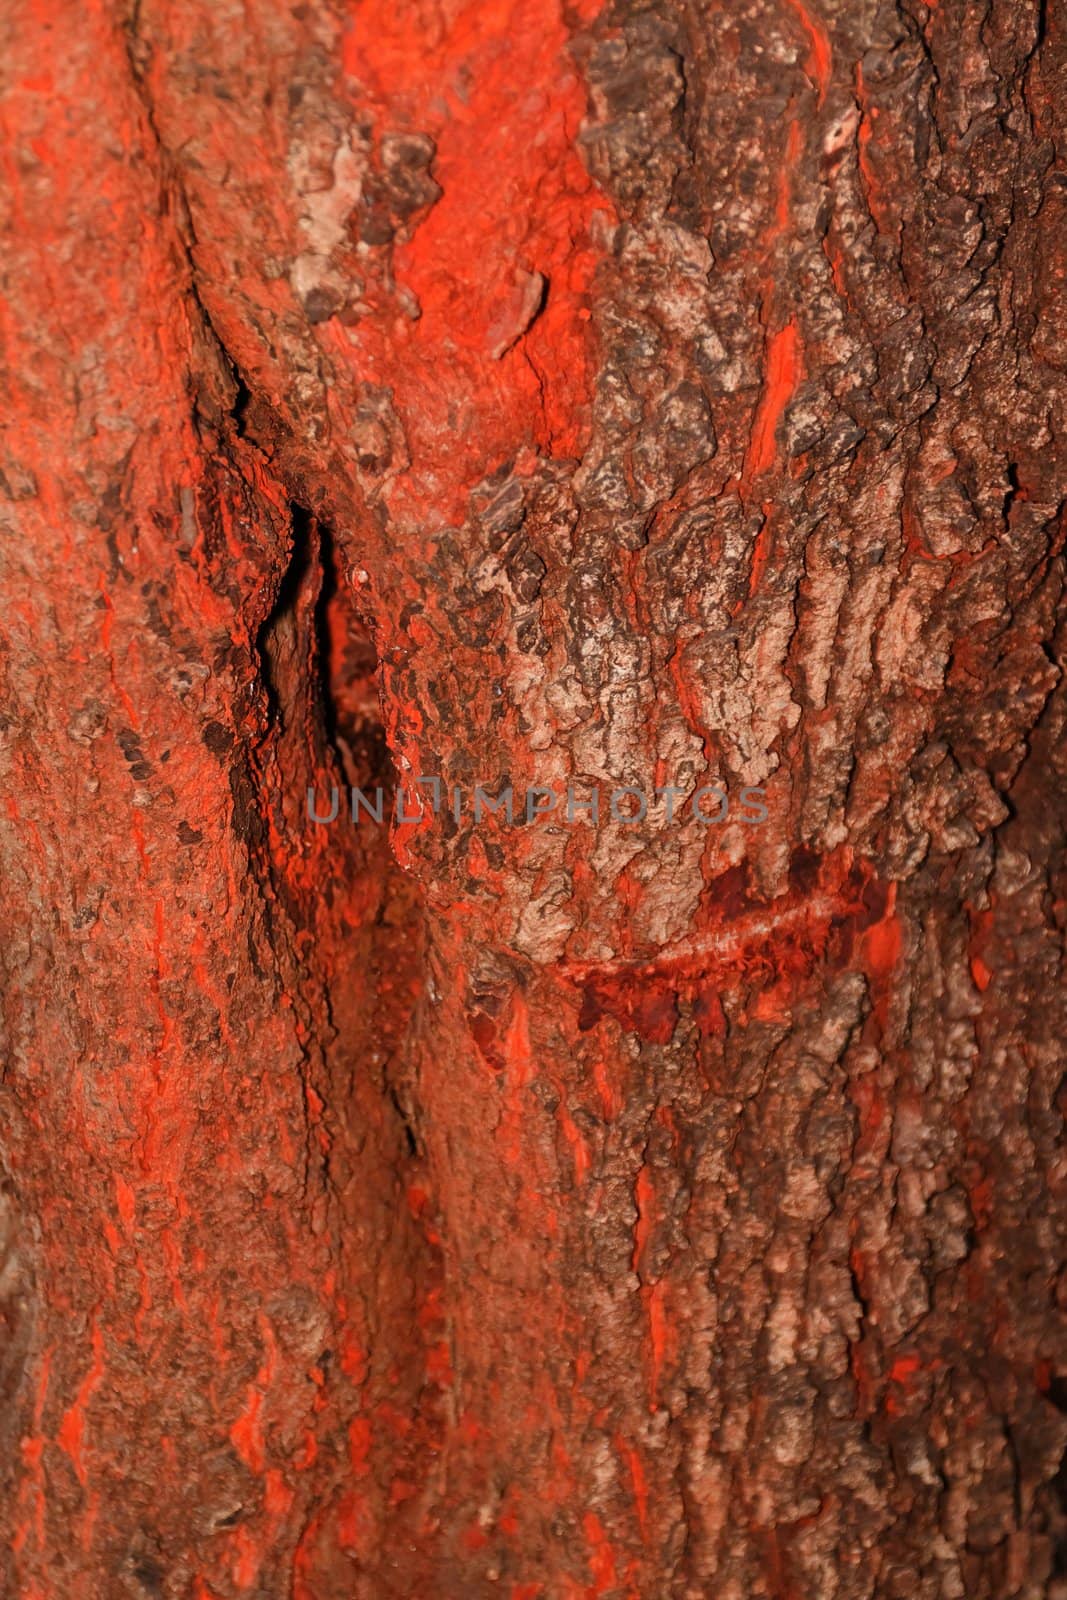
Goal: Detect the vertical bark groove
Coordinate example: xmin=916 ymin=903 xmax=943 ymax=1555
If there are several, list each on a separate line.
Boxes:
xmin=1 ymin=0 xmax=1065 ymax=1595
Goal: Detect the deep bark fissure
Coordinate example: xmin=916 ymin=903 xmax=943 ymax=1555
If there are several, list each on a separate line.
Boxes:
xmin=3 ymin=0 xmax=1067 ymax=1594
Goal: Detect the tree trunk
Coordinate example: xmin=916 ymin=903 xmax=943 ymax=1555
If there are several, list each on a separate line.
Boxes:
xmin=2 ymin=0 xmax=1066 ymax=1595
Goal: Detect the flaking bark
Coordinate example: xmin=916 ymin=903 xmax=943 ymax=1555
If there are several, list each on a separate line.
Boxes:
xmin=1 ymin=0 xmax=1066 ymax=1595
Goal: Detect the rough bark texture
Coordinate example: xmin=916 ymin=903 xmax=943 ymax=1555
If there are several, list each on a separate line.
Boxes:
xmin=2 ymin=0 xmax=1066 ymax=1595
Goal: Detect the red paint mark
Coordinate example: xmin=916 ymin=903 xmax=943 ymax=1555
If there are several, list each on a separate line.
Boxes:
xmin=336 ymin=1487 xmax=372 ymax=1553
xmin=98 ymin=577 xmax=141 ymax=730
xmin=632 ymin=1166 xmax=654 ymax=1273
xmin=504 ymin=990 xmax=533 ymax=1084
xmin=461 ymin=1521 xmax=491 ymax=1552
xmin=858 ymin=113 xmax=877 ymax=205
xmin=616 ymin=1434 xmax=650 ymax=1540
xmin=970 ymin=953 xmax=992 ymax=991
xmin=98 ymin=576 xmax=114 ymax=654
xmin=499 ymin=988 xmax=536 ymax=1166
xmin=742 ymin=321 xmax=801 ymax=489
xmin=693 ymin=986 xmax=725 ymax=1037
xmin=340 ymin=1330 xmax=368 ymax=1384
xmin=748 ymin=506 xmax=774 ymax=596
xmin=854 ymin=65 xmax=890 ymax=234
xmin=582 ymin=1511 xmax=618 ymax=1594
xmin=646 ymin=1280 xmax=670 ymax=1410
xmin=229 ymin=1388 xmax=265 ymax=1474
xmin=228 ymin=1318 xmax=278 ymax=1475
xmin=888 ymin=1353 xmax=920 ymax=1385
xmin=579 ymin=976 xmax=678 ymax=1044
xmin=57 ymin=1320 xmax=105 ymax=1487
xmin=592 ymin=1056 xmax=621 ymax=1120
xmin=851 ymin=1071 xmax=886 ymax=1154
xmin=130 ymin=810 xmax=149 ymax=872
xmin=785 ymin=0 xmax=832 ymax=106
xmin=885 ymin=1354 xmax=921 ymax=1416
xmin=231 ymin=1525 xmax=260 ymax=1589
xmin=967 ymin=905 xmax=994 ymax=992
xmin=573 ymin=848 xmax=895 ymax=1042
xmin=666 ymin=636 xmax=716 ymax=763
xmin=558 ymin=1100 xmax=591 ymax=1184
xmin=264 ymin=1469 xmax=293 ymax=1518
xmin=12 ymin=1349 xmax=51 ymax=1559
xmin=857 ymin=889 xmax=902 ymax=972
xmin=115 ymin=1174 xmax=136 ymax=1231
xmin=348 ymin=1416 xmax=373 ymax=1476
xmin=822 ymin=232 xmax=850 ymax=301
xmin=860 ymin=880 xmax=901 ymax=1032
xmin=426 ymin=1339 xmax=454 ymax=1384
xmin=340 ymin=0 xmax=614 ymax=525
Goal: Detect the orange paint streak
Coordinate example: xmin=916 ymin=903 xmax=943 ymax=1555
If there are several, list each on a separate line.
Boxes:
xmin=558 ymin=1100 xmax=591 ymax=1184
xmin=864 ymin=894 xmax=901 ymax=974
xmin=742 ymin=321 xmax=801 ymax=488
xmin=264 ymin=1470 xmax=293 ymax=1519
xmin=130 ymin=809 xmax=149 ymax=872
xmin=98 ymin=577 xmax=141 ymax=730
xmin=115 ymin=1173 xmax=136 ymax=1231
xmin=229 ymin=1387 xmax=265 ymax=1475
xmin=748 ymin=506 xmax=774 ymax=596
xmin=823 ymin=233 xmax=850 ymax=300
xmin=631 ymin=1165 xmax=654 ymax=1273
xmin=499 ymin=988 xmax=535 ymax=1166
xmin=582 ymin=1511 xmax=618 ymax=1594
xmin=785 ymin=0 xmax=832 ymax=106
xmin=348 ymin=1416 xmax=373 ymax=1476
xmin=666 ymin=635 xmax=715 ymax=762
xmin=861 ymin=882 xmax=902 ymax=1027
xmin=592 ymin=1057 xmax=621 ymax=1120
xmin=646 ymin=1281 xmax=670 ymax=1410
xmin=858 ymin=114 xmax=877 ymax=205
xmin=57 ymin=1320 xmax=105 ymax=1486
xmin=228 ymin=1318 xmax=278 ymax=1475
xmin=504 ymin=990 xmax=533 ymax=1085
xmin=854 ymin=65 xmax=891 ymax=233
xmin=12 ymin=1349 xmax=52 ymax=1559
xmin=231 ymin=1524 xmax=260 ymax=1589
xmin=851 ymin=1072 xmax=886 ymax=1157
xmin=616 ymin=1434 xmax=650 ymax=1540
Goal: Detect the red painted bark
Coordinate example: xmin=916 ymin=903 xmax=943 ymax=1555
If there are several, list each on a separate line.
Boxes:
xmin=2 ymin=0 xmax=1066 ymax=1596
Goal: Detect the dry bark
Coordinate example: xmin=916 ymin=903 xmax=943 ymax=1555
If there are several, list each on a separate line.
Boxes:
xmin=1 ymin=0 xmax=1066 ymax=1595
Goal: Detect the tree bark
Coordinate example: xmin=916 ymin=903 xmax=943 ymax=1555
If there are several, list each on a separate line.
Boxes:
xmin=2 ymin=0 xmax=1066 ymax=1596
